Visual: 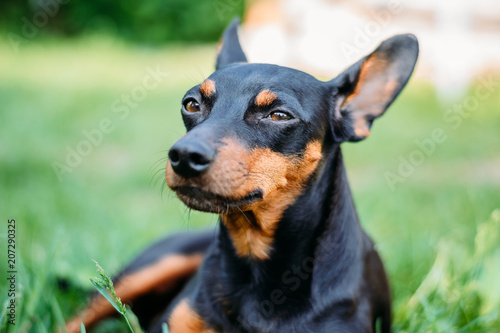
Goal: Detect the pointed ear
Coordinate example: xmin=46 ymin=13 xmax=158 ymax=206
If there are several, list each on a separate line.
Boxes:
xmin=216 ymin=18 xmax=248 ymax=70
xmin=329 ymin=34 xmax=419 ymax=142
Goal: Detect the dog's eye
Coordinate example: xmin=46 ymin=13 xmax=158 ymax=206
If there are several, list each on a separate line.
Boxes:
xmin=269 ymin=111 xmax=292 ymax=121
xmin=183 ymin=100 xmax=200 ymax=113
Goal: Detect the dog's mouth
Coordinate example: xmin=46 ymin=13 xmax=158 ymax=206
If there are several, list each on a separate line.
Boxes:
xmin=174 ymin=186 xmax=263 ymax=214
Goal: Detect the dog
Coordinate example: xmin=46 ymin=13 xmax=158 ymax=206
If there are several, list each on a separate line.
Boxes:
xmin=67 ymin=18 xmax=418 ymax=333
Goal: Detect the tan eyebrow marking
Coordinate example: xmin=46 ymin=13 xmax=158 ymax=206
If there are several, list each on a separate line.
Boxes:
xmin=200 ymin=79 xmax=216 ymax=97
xmin=255 ymin=90 xmax=277 ymax=107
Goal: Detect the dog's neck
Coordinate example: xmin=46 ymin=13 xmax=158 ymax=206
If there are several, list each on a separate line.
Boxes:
xmin=216 ymin=146 xmax=363 ymax=297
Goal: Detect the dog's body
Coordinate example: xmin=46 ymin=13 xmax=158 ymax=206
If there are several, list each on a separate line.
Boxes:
xmin=67 ymin=19 xmax=418 ymax=333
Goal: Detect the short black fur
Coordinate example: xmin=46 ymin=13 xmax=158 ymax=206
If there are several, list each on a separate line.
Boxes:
xmin=87 ymin=18 xmax=418 ymax=333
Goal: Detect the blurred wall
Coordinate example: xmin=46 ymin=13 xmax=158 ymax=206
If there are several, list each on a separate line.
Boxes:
xmin=242 ymin=0 xmax=500 ymax=99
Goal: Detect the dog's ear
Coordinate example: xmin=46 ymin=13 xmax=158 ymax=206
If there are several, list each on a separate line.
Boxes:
xmin=216 ymin=18 xmax=248 ymax=70
xmin=329 ymin=34 xmax=418 ymax=142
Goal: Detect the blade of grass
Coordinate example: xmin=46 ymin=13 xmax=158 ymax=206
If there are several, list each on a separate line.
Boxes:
xmin=50 ymin=297 xmax=68 ymax=333
xmin=90 ymin=260 xmax=135 ymax=333
xmin=0 ymin=298 xmax=9 ymax=333
xmin=125 ymin=305 xmax=145 ymax=333
xmin=89 ymin=279 xmax=123 ymax=314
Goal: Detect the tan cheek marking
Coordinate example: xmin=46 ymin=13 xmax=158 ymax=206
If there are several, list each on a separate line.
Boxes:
xmin=166 ymin=139 xmax=323 ymax=261
xmin=168 ymin=299 xmax=215 ymax=333
xmin=166 ymin=138 xmax=252 ymax=199
xmin=65 ymin=254 xmax=203 ymax=333
xmin=205 ymin=139 xmax=250 ymax=196
xmin=222 ymin=141 xmax=323 ymax=260
xmin=200 ymin=79 xmax=216 ymax=97
xmin=255 ymin=89 xmax=277 ymax=107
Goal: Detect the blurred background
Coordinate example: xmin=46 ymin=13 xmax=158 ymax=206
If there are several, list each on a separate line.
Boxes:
xmin=0 ymin=0 xmax=499 ymax=331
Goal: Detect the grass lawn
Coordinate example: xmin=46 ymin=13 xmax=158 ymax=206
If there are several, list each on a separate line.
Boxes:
xmin=0 ymin=36 xmax=499 ymax=332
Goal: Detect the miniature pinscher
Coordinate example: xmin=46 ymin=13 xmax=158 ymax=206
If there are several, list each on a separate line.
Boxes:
xmin=67 ymin=18 xmax=418 ymax=333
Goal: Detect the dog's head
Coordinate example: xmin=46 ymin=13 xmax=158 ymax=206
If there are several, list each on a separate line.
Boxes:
xmin=166 ymin=19 xmax=418 ymax=257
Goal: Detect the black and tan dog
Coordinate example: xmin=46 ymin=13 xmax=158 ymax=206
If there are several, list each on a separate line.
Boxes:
xmin=67 ymin=19 xmax=418 ymax=333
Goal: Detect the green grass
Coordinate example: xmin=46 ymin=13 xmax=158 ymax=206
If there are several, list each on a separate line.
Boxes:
xmin=0 ymin=35 xmax=499 ymax=332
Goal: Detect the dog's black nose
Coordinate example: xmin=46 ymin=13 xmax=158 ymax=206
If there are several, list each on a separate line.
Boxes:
xmin=168 ymin=140 xmax=214 ymax=178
